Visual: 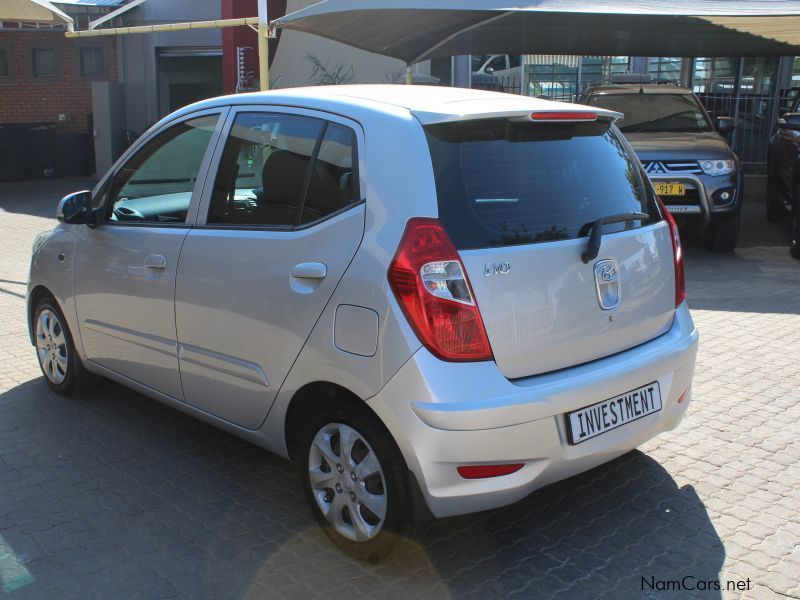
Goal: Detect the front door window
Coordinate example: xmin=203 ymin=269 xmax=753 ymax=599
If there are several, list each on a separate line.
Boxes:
xmin=107 ymin=115 xmax=219 ymax=224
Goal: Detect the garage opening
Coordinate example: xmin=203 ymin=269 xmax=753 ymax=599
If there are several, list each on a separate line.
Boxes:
xmin=157 ymin=48 xmax=223 ymax=116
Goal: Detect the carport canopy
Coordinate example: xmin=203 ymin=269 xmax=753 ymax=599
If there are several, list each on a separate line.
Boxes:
xmin=0 ymin=0 xmax=73 ymax=25
xmin=272 ymin=0 xmax=800 ymax=64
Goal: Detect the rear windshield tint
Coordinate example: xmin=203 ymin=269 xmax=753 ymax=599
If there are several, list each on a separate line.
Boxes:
xmin=425 ymin=119 xmax=661 ymax=250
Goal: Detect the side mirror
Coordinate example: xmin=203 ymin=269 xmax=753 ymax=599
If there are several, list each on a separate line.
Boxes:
xmin=716 ymin=116 xmax=736 ymax=135
xmin=56 ymin=191 xmax=92 ymax=224
xmin=484 ymin=67 xmax=495 ymax=74
xmin=778 ymin=113 xmax=800 ymax=131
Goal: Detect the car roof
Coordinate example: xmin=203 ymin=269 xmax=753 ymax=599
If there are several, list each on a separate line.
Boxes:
xmin=586 ymin=84 xmax=694 ymax=96
xmin=169 ymin=84 xmax=618 ymax=126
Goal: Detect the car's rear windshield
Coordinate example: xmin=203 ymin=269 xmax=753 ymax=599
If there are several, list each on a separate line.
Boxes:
xmin=586 ymin=93 xmax=711 ymax=133
xmin=424 ymin=119 xmax=661 ymax=250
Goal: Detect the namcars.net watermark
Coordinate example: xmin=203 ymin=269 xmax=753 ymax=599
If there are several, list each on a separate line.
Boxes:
xmin=642 ymin=576 xmax=752 ymax=593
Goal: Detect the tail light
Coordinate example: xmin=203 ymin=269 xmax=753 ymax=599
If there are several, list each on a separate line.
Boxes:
xmin=658 ymin=198 xmax=686 ymax=307
xmin=388 ymin=218 xmax=493 ymax=362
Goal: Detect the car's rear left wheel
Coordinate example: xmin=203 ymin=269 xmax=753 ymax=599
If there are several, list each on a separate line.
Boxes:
xmin=300 ymin=404 xmax=415 ymax=561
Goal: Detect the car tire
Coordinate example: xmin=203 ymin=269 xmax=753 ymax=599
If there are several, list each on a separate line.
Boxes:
xmin=33 ymin=296 xmax=92 ymax=395
xmin=791 ymin=193 xmax=800 ymax=259
xmin=704 ymin=211 xmax=741 ymax=252
xmin=299 ymin=402 xmax=416 ymax=562
xmin=765 ymin=176 xmax=789 ymax=223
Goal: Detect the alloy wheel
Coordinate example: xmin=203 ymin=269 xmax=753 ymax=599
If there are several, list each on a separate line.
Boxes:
xmin=308 ymin=422 xmax=388 ymax=542
xmin=35 ymin=308 xmax=68 ymax=385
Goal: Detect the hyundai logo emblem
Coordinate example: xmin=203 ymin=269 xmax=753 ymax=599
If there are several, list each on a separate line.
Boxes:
xmin=596 ymin=263 xmax=617 ymax=282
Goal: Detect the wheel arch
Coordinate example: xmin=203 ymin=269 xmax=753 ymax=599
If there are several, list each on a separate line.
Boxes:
xmin=284 ymin=381 xmax=387 ymax=463
xmin=283 ymin=379 xmax=435 ymax=527
xmin=27 ymin=284 xmax=57 ymax=345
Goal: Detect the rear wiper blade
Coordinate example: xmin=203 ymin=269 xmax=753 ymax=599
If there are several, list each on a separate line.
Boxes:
xmin=579 ymin=212 xmax=649 ymax=264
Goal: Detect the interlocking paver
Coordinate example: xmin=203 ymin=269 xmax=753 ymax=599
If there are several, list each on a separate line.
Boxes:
xmin=1 ymin=180 xmax=799 ymax=599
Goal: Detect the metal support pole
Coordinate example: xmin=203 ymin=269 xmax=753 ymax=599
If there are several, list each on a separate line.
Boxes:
xmin=731 ymin=57 xmax=744 ymax=150
xmin=406 ymin=66 xmax=413 ymax=85
xmin=258 ymin=0 xmax=269 ymax=91
xmin=452 ymin=55 xmax=471 ymax=88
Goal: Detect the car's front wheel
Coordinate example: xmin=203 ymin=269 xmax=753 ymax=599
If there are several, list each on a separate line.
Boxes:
xmin=300 ymin=404 xmax=415 ymax=561
xmin=766 ymin=175 xmax=790 ymax=222
xmin=34 ymin=296 xmax=90 ymax=395
xmin=704 ymin=211 xmax=741 ymax=252
xmin=791 ymin=190 xmax=800 ymax=259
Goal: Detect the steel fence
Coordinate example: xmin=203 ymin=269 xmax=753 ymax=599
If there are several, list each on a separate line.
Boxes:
xmin=696 ymin=91 xmax=779 ymax=173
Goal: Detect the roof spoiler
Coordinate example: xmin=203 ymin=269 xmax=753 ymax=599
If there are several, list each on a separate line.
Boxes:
xmin=413 ymin=107 xmax=622 ymax=126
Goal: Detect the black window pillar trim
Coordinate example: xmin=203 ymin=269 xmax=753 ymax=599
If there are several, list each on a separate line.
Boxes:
xmin=295 ymin=121 xmax=329 ymax=227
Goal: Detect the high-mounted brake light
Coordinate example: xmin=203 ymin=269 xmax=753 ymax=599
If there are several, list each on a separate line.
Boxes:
xmin=530 ymin=111 xmax=598 ymax=121
xmin=657 ymin=198 xmax=686 ymax=307
xmin=388 ymin=218 xmax=493 ymax=362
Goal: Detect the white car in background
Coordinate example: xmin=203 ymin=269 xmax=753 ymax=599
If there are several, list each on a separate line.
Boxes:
xmin=472 ymin=53 xmax=523 ymax=80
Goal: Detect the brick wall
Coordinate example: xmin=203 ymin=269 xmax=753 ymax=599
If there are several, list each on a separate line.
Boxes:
xmin=0 ymin=31 xmax=117 ymax=134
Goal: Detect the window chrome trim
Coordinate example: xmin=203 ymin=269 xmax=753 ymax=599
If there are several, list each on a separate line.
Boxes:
xmin=192 ymin=199 xmax=366 ymax=233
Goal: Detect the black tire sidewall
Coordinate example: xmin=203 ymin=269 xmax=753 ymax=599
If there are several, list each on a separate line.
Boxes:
xmin=34 ymin=297 xmax=79 ymax=395
xmin=791 ymin=195 xmax=800 ymax=259
xmin=299 ymin=404 xmax=414 ymax=561
xmin=765 ymin=176 xmax=788 ymax=222
xmin=705 ymin=211 xmax=741 ymax=252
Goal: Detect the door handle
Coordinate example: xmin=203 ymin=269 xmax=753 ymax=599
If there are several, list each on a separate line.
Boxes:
xmin=291 ymin=262 xmax=327 ymax=279
xmin=144 ymin=254 xmax=167 ymax=269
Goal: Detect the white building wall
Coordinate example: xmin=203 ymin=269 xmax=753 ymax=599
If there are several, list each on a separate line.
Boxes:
xmin=269 ymin=0 xmax=411 ymax=88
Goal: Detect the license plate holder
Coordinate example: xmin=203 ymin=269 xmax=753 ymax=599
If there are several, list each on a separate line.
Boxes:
xmin=654 ymin=182 xmax=685 ymax=196
xmin=566 ymin=382 xmax=662 ymax=445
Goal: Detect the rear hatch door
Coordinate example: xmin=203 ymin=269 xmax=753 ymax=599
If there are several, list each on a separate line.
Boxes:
xmin=425 ymin=116 xmax=676 ymax=379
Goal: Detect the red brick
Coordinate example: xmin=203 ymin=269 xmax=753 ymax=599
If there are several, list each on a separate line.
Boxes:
xmin=0 ymin=30 xmax=117 ymax=134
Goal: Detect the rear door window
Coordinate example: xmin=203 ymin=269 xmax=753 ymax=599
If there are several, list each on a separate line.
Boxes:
xmin=208 ymin=112 xmax=324 ymax=227
xmin=299 ymin=123 xmax=358 ymax=225
xmin=424 ymin=119 xmax=660 ymax=249
xmin=208 ymin=113 xmax=359 ymax=228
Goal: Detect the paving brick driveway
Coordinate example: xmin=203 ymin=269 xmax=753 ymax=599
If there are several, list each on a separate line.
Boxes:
xmin=1 ymin=179 xmax=798 ymax=599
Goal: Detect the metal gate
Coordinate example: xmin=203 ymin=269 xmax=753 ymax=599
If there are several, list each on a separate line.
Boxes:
xmin=697 ymin=91 xmax=778 ymax=173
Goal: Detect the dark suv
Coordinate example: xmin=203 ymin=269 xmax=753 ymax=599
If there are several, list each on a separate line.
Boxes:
xmin=583 ymin=84 xmax=741 ymax=251
xmin=765 ymin=91 xmax=800 ymax=258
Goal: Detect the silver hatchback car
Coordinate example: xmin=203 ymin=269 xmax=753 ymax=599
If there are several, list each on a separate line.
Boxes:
xmin=28 ymin=85 xmax=699 ymax=560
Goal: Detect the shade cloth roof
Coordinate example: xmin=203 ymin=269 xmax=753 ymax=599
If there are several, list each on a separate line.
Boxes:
xmin=0 ymin=0 xmax=73 ymax=24
xmin=273 ymin=1 xmax=800 ymax=64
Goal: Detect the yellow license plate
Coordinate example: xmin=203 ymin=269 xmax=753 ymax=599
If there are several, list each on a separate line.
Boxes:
xmin=654 ymin=182 xmax=685 ymax=196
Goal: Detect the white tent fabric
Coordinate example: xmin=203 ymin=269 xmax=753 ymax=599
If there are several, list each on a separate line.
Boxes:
xmin=0 ymin=0 xmax=73 ymax=24
xmin=273 ymin=1 xmax=800 ymax=64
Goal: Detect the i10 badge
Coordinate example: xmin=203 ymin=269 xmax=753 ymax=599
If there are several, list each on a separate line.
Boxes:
xmin=484 ymin=261 xmax=511 ymax=276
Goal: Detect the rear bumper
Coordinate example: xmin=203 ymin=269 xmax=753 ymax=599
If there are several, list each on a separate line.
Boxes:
xmin=367 ymin=302 xmax=699 ymax=518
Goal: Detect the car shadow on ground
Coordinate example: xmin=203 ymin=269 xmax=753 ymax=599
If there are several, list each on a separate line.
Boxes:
xmin=0 ymin=376 xmax=725 ymax=599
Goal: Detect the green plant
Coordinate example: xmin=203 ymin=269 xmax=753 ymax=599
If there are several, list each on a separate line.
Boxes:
xmin=305 ymin=53 xmax=355 ymax=85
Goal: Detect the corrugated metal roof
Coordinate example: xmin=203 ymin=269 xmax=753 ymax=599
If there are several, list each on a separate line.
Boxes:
xmin=52 ymin=0 xmax=127 ymax=6
xmin=0 ymin=0 xmax=73 ymax=24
